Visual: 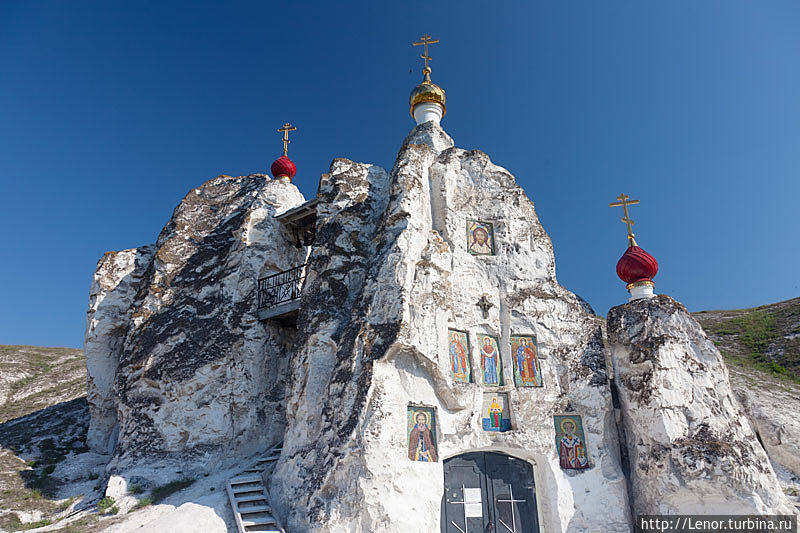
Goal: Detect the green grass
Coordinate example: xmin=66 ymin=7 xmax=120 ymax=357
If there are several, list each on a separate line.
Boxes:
xmin=96 ymin=496 xmax=115 ymax=512
xmin=150 ymin=478 xmax=195 ymax=503
xmin=707 ymin=309 xmax=800 ymax=383
xmin=0 ymin=515 xmax=54 ymax=531
xmin=133 ymin=495 xmax=152 ymax=510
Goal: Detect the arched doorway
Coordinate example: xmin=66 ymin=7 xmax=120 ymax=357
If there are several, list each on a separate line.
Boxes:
xmin=442 ymin=452 xmax=540 ymax=533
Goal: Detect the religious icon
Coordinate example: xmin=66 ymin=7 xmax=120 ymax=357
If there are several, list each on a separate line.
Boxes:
xmin=467 ymin=220 xmax=495 ymax=256
xmin=408 ymin=406 xmax=438 ymax=462
xmin=477 ymin=334 xmax=502 ymax=386
xmin=482 ymin=393 xmax=511 ymax=432
xmin=448 ymin=329 xmax=471 ymax=383
xmin=554 ymin=414 xmax=591 ymax=470
xmin=510 ymin=335 xmax=543 ymax=387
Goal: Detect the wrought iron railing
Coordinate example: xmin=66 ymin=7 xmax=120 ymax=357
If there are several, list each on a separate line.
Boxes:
xmin=258 ymin=264 xmax=306 ymax=309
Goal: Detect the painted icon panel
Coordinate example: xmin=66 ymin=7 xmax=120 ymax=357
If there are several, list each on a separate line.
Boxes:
xmin=477 ymin=334 xmax=503 ymax=386
xmin=510 ymin=334 xmax=543 ymax=387
xmin=554 ymin=414 xmax=591 ymax=470
xmin=467 ymin=220 xmax=495 ymax=256
xmin=408 ymin=406 xmax=438 ymax=462
xmin=482 ymin=392 xmax=511 ymax=432
xmin=448 ymin=329 xmax=471 ymax=383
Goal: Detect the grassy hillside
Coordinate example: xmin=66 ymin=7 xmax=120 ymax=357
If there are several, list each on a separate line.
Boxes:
xmin=0 ymin=345 xmax=93 ymax=532
xmin=693 ymin=297 xmax=800 ymax=384
xmin=0 ymin=345 xmax=86 ymax=423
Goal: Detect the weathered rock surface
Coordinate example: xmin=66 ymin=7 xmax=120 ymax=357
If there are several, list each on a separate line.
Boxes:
xmin=729 ymin=366 xmax=800 ymax=483
xmin=85 ymin=174 xmax=307 ymax=473
xmin=85 ymin=246 xmax=155 ymax=453
xmin=271 ymin=123 xmax=630 ymax=532
xmin=607 ymin=295 xmax=795 ymax=515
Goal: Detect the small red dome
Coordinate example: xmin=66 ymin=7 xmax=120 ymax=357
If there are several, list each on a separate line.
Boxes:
xmin=616 ymin=245 xmax=658 ymax=285
xmin=270 ymin=155 xmax=296 ymax=180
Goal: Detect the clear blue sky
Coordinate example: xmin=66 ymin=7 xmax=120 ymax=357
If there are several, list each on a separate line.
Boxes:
xmin=1 ymin=1 xmax=798 ymax=348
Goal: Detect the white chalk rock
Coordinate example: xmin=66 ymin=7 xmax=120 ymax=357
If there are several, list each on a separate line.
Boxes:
xmin=270 ymin=123 xmax=630 ymax=532
xmin=105 ymin=474 xmax=128 ymax=500
xmin=87 ymin=174 xmax=306 ymax=468
xmin=730 ymin=367 xmax=800 ymax=481
xmin=607 ymin=295 xmax=796 ymax=515
xmin=85 ymin=245 xmax=155 ymax=453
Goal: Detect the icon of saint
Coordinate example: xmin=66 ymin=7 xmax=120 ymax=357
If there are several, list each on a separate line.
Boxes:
xmin=488 ymin=397 xmax=502 ymax=430
xmin=408 ymin=411 xmax=437 ymax=462
xmin=515 ymin=337 xmax=541 ymax=385
xmin=469 ymin=226 xmax=492 ymax=255
xmin=481 ymin=336 xmax=499 ymax=385
xmin=559 ymin=419 xmax=589 ymax=469
xmin=450 ymin=335 xmax=467 ymax=379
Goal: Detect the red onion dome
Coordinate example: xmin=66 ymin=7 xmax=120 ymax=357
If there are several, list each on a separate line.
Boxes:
xmin=616 ymin=245 xmax=658 ymax=286
xmin=270 ymin=155 xmax=296 ymax=180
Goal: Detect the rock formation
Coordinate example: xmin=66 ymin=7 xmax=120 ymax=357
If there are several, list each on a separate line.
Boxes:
xmin=84 ymin=174 xmax=307 ymax=471
xmin=731 ymin=367 xmax=800 ymax=488
xmin=607 ymin=295 xmax=795 ymax=515
xmin=80 ymin=122 xmax=798 ymax=533
xmin=270 ymin=123 xmax=631 ymax=532
xmin=85 ymin=245 xmax=155 ymax=453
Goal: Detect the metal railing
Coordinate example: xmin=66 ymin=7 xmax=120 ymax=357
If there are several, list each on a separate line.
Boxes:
xmin=257 ymin=263 xmax=306 ymax=309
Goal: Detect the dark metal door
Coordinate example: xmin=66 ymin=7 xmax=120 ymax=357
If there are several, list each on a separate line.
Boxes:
xmin=443 ymin=452 xmax=539 ymax=533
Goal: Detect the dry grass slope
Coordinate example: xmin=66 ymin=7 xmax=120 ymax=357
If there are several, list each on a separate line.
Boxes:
xmin=0 ymin=345 xmax=86 ymax=423
xmin=0 ymin=345 xmax=96 ymax=532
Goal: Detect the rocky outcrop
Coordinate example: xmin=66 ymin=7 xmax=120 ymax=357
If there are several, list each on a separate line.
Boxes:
xmin=85 ymin=246 xmax=155 ymax=453
xmin=271 ymin=123 xmax=630 ymax=532
xmin=607 ymin=295 xmax=795 ymax=515
xmin=730 ymin=366 xmax=800 ymax=482
xmin=85 ymin=174 xmax=307 ymax=472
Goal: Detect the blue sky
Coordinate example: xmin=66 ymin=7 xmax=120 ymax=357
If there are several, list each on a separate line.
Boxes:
xmin=1 ymin=1 xmax=798 ymax=348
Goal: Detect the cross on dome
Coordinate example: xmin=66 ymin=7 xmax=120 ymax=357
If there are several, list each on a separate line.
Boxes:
xmin=413 ymin=34 xmax=440 ymax=72
xmin=277 ymin=122 xmax=296 ymax=157
xmin=609 ymin=193 xmax=640 ymax=247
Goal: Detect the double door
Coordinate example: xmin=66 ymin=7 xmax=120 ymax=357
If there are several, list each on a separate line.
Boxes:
xmin=442 ymin=452 xmax=540 ymax=533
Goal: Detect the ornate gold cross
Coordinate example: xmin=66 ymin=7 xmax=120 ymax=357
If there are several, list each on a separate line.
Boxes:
xmin=277 ymin=122 xmax=296 ymax=156
xmin=413 ymin=34 xmax=440 ymax=71
xmin=609 ymin=193 xmax=640 ymax=247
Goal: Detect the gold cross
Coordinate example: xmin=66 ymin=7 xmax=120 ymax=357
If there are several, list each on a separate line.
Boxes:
xmin=413 ymin=34 xmax=439 ymax=71
xmin=609 ymin=193 xmax=640 ymax=247
xmin=277 ymin=122 xmax=296 ymax=156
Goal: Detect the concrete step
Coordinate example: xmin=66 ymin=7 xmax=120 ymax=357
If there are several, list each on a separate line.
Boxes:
xmin=229 ymin=475 xmax=263 ymax=485
xmin=243 ymin=515 xmax=277 ymax=526
xmin=238 ymin=504 xmax=272 ymax=514
xmin=234 ymin=493 xmax=269 ymax=503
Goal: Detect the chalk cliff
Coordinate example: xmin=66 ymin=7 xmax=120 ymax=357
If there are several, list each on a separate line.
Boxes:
xmin=607 ymin=295 xmax=795 ymax=516
xmin=84 ymin=174 xmax=306 ymax=474
xmin=270 ymin=122 xmax=631 ymax=532
xmin=79 ymin=125 xmax=797 ymax=533
xmin=85 ymin=245 xmax=155 ymax=453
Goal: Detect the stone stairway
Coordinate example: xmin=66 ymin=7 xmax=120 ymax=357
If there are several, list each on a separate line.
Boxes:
xmin=226 ymin=443 xmax=284 ymax=533
xmin=787 ymin=491 xmax=800 ymax=512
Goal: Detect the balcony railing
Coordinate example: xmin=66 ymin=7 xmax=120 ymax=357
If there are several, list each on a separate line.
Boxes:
xmin=258 ymin=264 xmax=306 ymax=310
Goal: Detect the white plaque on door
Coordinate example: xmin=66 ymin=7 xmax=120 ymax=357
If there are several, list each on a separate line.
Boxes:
xmin=463 ymin=487 xmax=482 ymax=518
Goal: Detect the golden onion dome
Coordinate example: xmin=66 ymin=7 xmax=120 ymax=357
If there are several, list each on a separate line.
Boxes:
xmin=409 ymin=67 xmax=446 ymax=117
